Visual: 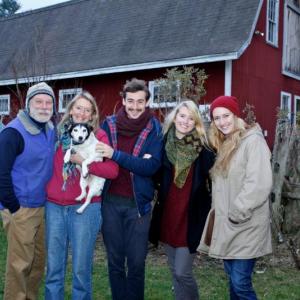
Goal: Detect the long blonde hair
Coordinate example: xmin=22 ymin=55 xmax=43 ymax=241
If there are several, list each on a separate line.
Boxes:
xmin=163 ymin=100 xmax=209 ymax=147
xmin=209 ymin=116 xmax=249 ymax=176
xmin=58 ymin=91 xmax=100 ymax=133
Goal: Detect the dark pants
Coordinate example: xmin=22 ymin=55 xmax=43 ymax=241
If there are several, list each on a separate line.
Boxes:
xmin=102 ymin=198 xmax=151 ymax=300
xmin=223 ymin=259 xmax=257 ymax=300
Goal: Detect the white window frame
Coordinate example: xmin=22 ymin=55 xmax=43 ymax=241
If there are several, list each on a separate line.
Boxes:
xmin=0 ymin=94 xmax=10 ymax=115
xmin=58 ymin=88 xmax=82 ymax=113
xmin=266 ymin=0 xmax=280 ymax=46
xmin=280 ymin=91 xmax=292 ymax=120
xmin=294 ymin=94 xmax=300 ymax=124
xmin=282 ymin=0 xmax=300 ymax=80
xmin=148 ymin=80 xmax=180 ymax=108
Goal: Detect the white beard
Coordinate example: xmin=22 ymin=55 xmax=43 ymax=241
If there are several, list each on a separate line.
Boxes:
xmin=29 ymin=106 xmax=53 ymax=123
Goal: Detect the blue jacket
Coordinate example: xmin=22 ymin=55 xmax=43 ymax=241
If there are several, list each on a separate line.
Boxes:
xmin=101 ymin=115 xmax=163 ymax=216
xmin=0 ymin=111 xmax=55 ymax=212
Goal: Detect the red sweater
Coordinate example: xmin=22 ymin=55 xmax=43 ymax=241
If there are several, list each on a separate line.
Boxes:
xmin=47 ymin=129 xmax=119 ymax=206
xmin=160 ymin=166 xmax=194 ymax=247
xmin=108 ymin=133 xmax=137 ymax=197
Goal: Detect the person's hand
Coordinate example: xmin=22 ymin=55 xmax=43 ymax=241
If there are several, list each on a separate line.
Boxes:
xmin=96 ymin=142 xmax=114 ymax=159
xmin=70 ymin=152 xmax=84 ymax=165
xmin=10 ymin=207 xmax=22 ymax=217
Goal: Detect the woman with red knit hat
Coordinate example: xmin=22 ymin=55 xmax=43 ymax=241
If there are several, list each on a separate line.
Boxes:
xmin=198 ymin=95 xmax=273 ymax=300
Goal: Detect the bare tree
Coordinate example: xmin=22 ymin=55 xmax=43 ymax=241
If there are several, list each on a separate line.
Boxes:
xmin=8 ymin=25 xmax=51 ymax=117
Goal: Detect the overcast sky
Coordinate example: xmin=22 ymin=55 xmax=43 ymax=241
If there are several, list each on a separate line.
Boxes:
xmin=18 ymin=0 xmax=67 ymax=12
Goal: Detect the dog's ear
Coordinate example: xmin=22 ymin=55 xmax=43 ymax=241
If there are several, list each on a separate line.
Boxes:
xmin=88 ymin=124 xmax=94 ymax=133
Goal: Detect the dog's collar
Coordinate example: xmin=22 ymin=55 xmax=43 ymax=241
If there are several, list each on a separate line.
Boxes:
xmin=72 ymin=139 xmax=85 ymax=145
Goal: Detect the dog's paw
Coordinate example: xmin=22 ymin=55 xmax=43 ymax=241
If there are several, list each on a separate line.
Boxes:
xmin=76 ymin=207 xmax=84 ymax=214
xmin=64 ymin=150 xmax=71 ymax=163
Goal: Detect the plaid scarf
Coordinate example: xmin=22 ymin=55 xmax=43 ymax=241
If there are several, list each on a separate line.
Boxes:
xmin=165 ymin=126 xmax=202 ymax=188
xmin=107 ymin=115 xmax=153 ymax=157
xmin=116 ymin=106 xmax=152 ymax=136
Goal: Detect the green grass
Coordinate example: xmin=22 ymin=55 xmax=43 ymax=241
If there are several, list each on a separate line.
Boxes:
xmin=0 ymin=224 xmax=300 ymax=299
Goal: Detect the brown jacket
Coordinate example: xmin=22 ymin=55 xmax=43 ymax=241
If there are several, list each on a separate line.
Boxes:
xmin=198 ymin=125 xmax=273 ymax=259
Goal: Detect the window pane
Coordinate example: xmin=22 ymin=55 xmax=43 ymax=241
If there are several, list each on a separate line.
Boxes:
xmin=0 ymin=98 xmax=8 ymax=112
xmin=283 ymin=98 xmax=288 ymax=110
xmin=269 ymin=22 xmax=274 ymax=41
xmin=267 ymin=0 xmax=279 ymax=44
xmin=296 ymin=99 xmax=300 ymax=112
xmin=62 ymin=93 xmax=75 ymax=109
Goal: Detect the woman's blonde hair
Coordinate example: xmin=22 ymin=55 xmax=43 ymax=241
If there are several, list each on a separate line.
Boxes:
xmin=163 ymin=99 xmax=209 ymax=147
xmin=58 ymin=91 xmax=100 ymax=133
xmin=209 ymin=115 xmax=249 ymax=176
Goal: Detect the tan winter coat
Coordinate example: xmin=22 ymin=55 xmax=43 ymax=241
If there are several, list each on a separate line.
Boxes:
xmin=198 ymin=125 xmax=273 ymax=259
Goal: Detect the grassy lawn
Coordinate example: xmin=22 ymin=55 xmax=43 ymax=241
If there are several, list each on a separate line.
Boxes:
xmin=0 ymin=223 xmax=300 ymax=299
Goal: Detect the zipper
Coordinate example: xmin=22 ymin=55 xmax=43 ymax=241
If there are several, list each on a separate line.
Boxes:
xmin=130 ymin=172 xmax=141 ymax=218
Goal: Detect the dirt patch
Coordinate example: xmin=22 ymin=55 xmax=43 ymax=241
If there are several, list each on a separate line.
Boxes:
xmin=96 ymin=233 xmax=300 ymax=270
xmin=151 ymin=233 xmax=300 ymax=271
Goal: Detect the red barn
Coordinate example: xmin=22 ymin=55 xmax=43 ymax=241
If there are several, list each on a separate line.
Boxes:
xmin=0 ymin=0 xmax=299 ymax=146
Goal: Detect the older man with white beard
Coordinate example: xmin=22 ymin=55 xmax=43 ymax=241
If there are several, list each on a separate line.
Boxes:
xmin=0 ymin=82 xmax=56 ymax=300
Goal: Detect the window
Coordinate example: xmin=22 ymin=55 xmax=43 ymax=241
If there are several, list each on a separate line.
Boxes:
xmin=58 ymin=88 xmax=82 ymax=113
xmin=280 ymin=91 xmax=292 ymax=120
xmin=283 ymin=0 xmax=300 ymax=79
xmin=0 ymin=94 xmax=10 ymax=115
xmin=266 ymin=0 xmax=280 ymax=46
xmin=148 ymin=81 xmax=180 ymax=108
xmin=294 ymin=95 xmax=300 ymax=124
xmin=199 ymin=104 xmax=211 ymax=122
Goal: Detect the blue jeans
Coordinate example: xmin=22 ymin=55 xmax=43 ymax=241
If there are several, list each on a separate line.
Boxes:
xmin=223 ymin=259 xmax=257 ymax=300
xmin=45 ymin=201 xmax=102 ymax=300
xmin=102 ymin=199 xmax=151 ymax=300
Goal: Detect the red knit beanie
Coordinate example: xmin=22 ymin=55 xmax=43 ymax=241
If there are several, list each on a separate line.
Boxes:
xmin=210 ymin=96 xmax=241 ymax=119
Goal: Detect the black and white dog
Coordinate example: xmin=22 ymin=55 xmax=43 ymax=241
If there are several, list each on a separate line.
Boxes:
xmin=64 ymin=123 xmax=105 ymax=214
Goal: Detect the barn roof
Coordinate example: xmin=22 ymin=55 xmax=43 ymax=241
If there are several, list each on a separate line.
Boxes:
xmin=0 ymin=0 xmax=263 ymax=85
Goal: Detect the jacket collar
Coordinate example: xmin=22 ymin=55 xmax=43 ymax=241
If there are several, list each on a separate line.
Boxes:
xmin=17 ymin=110 xmax=54 ymax=135
xmin=242 ymin=123 xmax=263 ymax=140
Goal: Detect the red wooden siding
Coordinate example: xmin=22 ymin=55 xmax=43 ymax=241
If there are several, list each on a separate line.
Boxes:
xmin=1 ymin=0 xmax=300 ymax=148
xmin=232 ymin=0 xmax=300 ymax=146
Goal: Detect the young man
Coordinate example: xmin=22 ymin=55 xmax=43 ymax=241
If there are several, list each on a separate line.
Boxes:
xmin=0 ymin=82 xmax=56 ymax=300
xmin=98 ymin=78 xmax=163 ymax=300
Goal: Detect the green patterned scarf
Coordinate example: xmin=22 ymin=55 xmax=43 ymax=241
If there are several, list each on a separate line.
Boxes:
xmin=165 ymin=126 xmax=202 ymax=188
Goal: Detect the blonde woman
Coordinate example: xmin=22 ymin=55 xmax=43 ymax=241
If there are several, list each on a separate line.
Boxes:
xmin=150 ymin=100 xmax=215 ymax=300
xmin=45 ymin=91 xmax=118 ymax=299
xmin=199 ymin=96 xmax=272 ymax=300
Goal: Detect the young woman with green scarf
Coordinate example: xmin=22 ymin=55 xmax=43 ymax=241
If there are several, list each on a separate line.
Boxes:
xmin=149 ymin=100 xmax=215 ymax=300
